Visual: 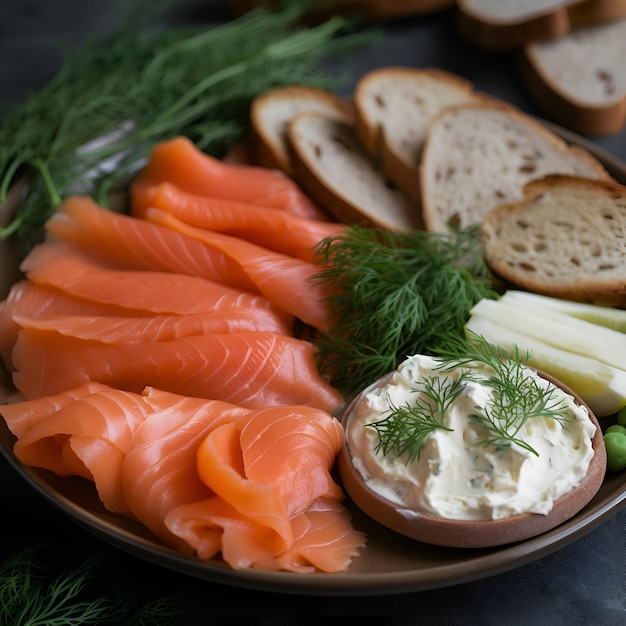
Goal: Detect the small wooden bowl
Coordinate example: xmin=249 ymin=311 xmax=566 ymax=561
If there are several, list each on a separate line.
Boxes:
xmin=337 ymin=371 xmax=607 ymax=548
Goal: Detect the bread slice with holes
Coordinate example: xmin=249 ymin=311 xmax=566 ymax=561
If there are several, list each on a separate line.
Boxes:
xmin=287 ymin=111 xmax=423 ymax=231
xmin=249 ymin=85 xmax=355 ymax=176
xmin=519 ymin=18 xmax=626 ymax=136
xmin=419 ymin=100 xmax=612 ymax=233
xmin=354 ymin=67 xmax=480 ymax=199
xmin=455 ymin=0 xmax=626 ymax=51
xmin=481 ymin=174 xmax=626 ymax=306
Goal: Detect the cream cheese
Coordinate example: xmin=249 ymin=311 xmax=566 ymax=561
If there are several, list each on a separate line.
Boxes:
xmin=347 ymin=354 xmax=596 ymax=521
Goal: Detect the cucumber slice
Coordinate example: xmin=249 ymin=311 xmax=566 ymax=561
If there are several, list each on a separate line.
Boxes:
xmin=465 ymin=314 xmax=626 ymax=417
xmin=499 ymin=291 xmax=626 ymax=333
xmin=469 ymin=298 xmax=626 ymax=370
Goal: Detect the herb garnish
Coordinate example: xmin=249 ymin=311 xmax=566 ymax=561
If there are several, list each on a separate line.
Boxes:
xmin=0 ymin=546 xmax=186 ymax=625
xmin=0 ymin=0 xmax=380 ymax=249
xmin=371 ymin=372 xmax=470 ymax=462
xmin=312 ymin=225 xmax=497 ymax=395
xmin=371 ymin=335 xmax=570 ymax=462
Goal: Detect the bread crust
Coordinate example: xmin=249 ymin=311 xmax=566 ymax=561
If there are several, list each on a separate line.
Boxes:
xmin=288 ymin=112 xmax=424 ymax=231
xmin=482 ymin=174 xmax=626 ymax=306
xmin=250 ymin=85 xmax=354 ymax=176
xmin=455 ymin=0 xmax=626 ymax=51
xmin=518 ymin=19 xmax=626 ymax=136
xmin=354 ymin=67 xmax=477 ymax=200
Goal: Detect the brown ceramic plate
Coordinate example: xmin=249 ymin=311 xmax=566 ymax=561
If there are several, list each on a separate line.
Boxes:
xmin=0 ymin=124 xmax=625 ymax=596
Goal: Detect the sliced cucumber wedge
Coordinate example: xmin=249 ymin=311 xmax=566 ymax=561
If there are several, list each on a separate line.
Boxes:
xmin=469 ymin=297 xmax=626 ymax=370
xmin=499 ymin=291 xmax=626 ymax=333
xmin=465 ymin=314 xmax=626 ymax=417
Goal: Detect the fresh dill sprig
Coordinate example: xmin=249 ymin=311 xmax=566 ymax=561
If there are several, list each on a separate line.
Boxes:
xmin=312 ymin=225 xmax=498 ymax=394
xmin=434 ymin=333 xmax=570 ymax=456
xmin=371 ymin=372 xmax=469 ymax=463
xmin=0 ymin=0 xmax=381 ymax=249
xmin=0 ymin=546 xmax=187 ymax=625
xmin=370 ymin=335 xmax=571 ymax=463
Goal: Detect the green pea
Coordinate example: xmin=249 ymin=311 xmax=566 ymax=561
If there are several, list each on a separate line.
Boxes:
xmin=618 ymin=405 xmax=626 ymax=427
xmin=603 ymin=431 xmax=626 ymax=472
xmin=606 ymin=424 xmax=626 ymax=436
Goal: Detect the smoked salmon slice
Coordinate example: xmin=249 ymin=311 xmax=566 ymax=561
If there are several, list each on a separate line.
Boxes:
xmin=135 ymin=136 xmax=327 ymax=220
xmin=0 ymin=281 xmax=159 ymax=371
xmin=164 ymin=404 xmax=364 ymax=571
xmin=12 ymin=308 xmax=292 ymax=343
xmin=45 ymin=196 xmax=258 ymax=293
xmin=11 ymin=328 xmax=344 ymax=411
xmin=0 ymin=381 xmax=108 ymax=438
xmin=131 ymin=181 xmax=343 ymax=262
xmin=145 ymin=208 xmax=331 ymax=331
xmin=5 ymin=385 xmax=152 ymax=514
xmin=21 ymin=243 xmax=288 ymax=319
xmin=121 ymin=388 xmax=253 ymax=553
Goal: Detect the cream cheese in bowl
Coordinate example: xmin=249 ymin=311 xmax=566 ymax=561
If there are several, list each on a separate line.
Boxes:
xmin=338 ymin=349 xmax=606 ymax=548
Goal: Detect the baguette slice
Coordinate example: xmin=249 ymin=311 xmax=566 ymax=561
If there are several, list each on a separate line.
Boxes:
xmin=250 ymin=85 xmax=354 ymax=176
xmin=354 ymin=67 xmax=479 ymax=199
xmin=482 ymin=175 xmax=626 ymax=306
xmin=519 ymin=18 xmax=626 ymax=136
xmin=288 ymin=112 xmax=423 ymax=231
xmin=419 ymin=100 xmax=611 ymax=233
xmin=455 ymin=0 xmax=626 ymax=51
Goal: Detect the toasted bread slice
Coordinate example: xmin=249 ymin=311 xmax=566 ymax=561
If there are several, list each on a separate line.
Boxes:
xmin=288 ymin=111 xmax=423 ymax=231
xmin=250 ymin=85 xmax=354 ymax=176
xmin=519 ymin=18 xmax=626 ymax=136
xmin=481 ymin=174 xmax=626 ymax=306
xmin=455 ymin=0 xmax=626 ymax=51
xmin=419 ymin=100 xmax=611 ymax=232
xmin=354 ymin=67 xmax=479 ymax=199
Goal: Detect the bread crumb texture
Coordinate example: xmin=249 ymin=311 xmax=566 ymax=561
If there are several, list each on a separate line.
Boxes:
xmin=482 ymin=177 xmax=626 ymax=303
xmin=422 ymin=107 xmax=607 ymax=231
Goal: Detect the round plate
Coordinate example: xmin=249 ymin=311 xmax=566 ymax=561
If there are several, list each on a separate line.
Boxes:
xmin=0 ymin=123 xmax=625 ymax=596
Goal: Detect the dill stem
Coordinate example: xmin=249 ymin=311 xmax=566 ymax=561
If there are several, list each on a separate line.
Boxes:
xmin=30 ymin=158 xmax=62 ymax=207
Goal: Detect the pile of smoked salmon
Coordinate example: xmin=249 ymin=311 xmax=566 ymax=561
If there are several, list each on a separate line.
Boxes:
xmin=0 ymin=136 xmax=366 ymax=572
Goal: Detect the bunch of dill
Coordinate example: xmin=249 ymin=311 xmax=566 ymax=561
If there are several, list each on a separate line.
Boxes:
xmin=0 ymin=0 xmax=379 ymax=249
xmin=312 ymin=225 xmax=498 ymax=395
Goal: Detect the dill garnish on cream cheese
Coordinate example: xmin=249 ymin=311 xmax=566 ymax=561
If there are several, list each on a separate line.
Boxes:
xmin=346 ymin=342 xmax=597 ymax=521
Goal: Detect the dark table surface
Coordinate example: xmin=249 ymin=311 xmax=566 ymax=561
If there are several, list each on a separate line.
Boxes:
xmin=1 ymin=1 xmax=625 ymax=622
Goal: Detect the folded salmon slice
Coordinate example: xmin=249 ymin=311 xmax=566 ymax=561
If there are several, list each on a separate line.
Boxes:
xmin=1 ymin=381 xmax=109 ymax=438
xmin=46 ymin=196 xmax=258 ymax=292
xmin=131 ymin=181 xmax=343 ymax=262
xmin=164 ymin=405 xmax=365 ymax=571
xmin=145 ymin=208 xmax=331 ymax=331
xmin=12 ymin=328 xmax=344 ymax=411
xmin=136 ymin=136 xmax=327 ymax=220
xmin=21 ymin=243 xmax=286 ymax=318
xmin=3 ymin=385 xmax=152 ymax=514
xmin=122 ymin=388 xmax=254 ymax=553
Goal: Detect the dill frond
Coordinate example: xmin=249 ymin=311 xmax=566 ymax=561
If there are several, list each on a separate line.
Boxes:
xmin=312 ymin=225 xmax=498 ymax=394
xmin=0 ymin=0 xmax=381 ymax=248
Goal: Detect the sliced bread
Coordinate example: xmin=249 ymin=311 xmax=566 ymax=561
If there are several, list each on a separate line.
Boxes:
xmin=354 ymin=67 xmax=479 ymax=199
xmin=519 ymin=18 xmax=626 ymax=136
xmin=481 ymin=174 xmax=626 ymax=306
xmin=287 ymin=111 xmax=423 ymax=231
xmin=249 ymin=85 xmax=354 ymax=176
xmin=419 ymin=100 xmax=612 ymax=233
xmin=455 ymin=0 xmax=626 ymax=51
